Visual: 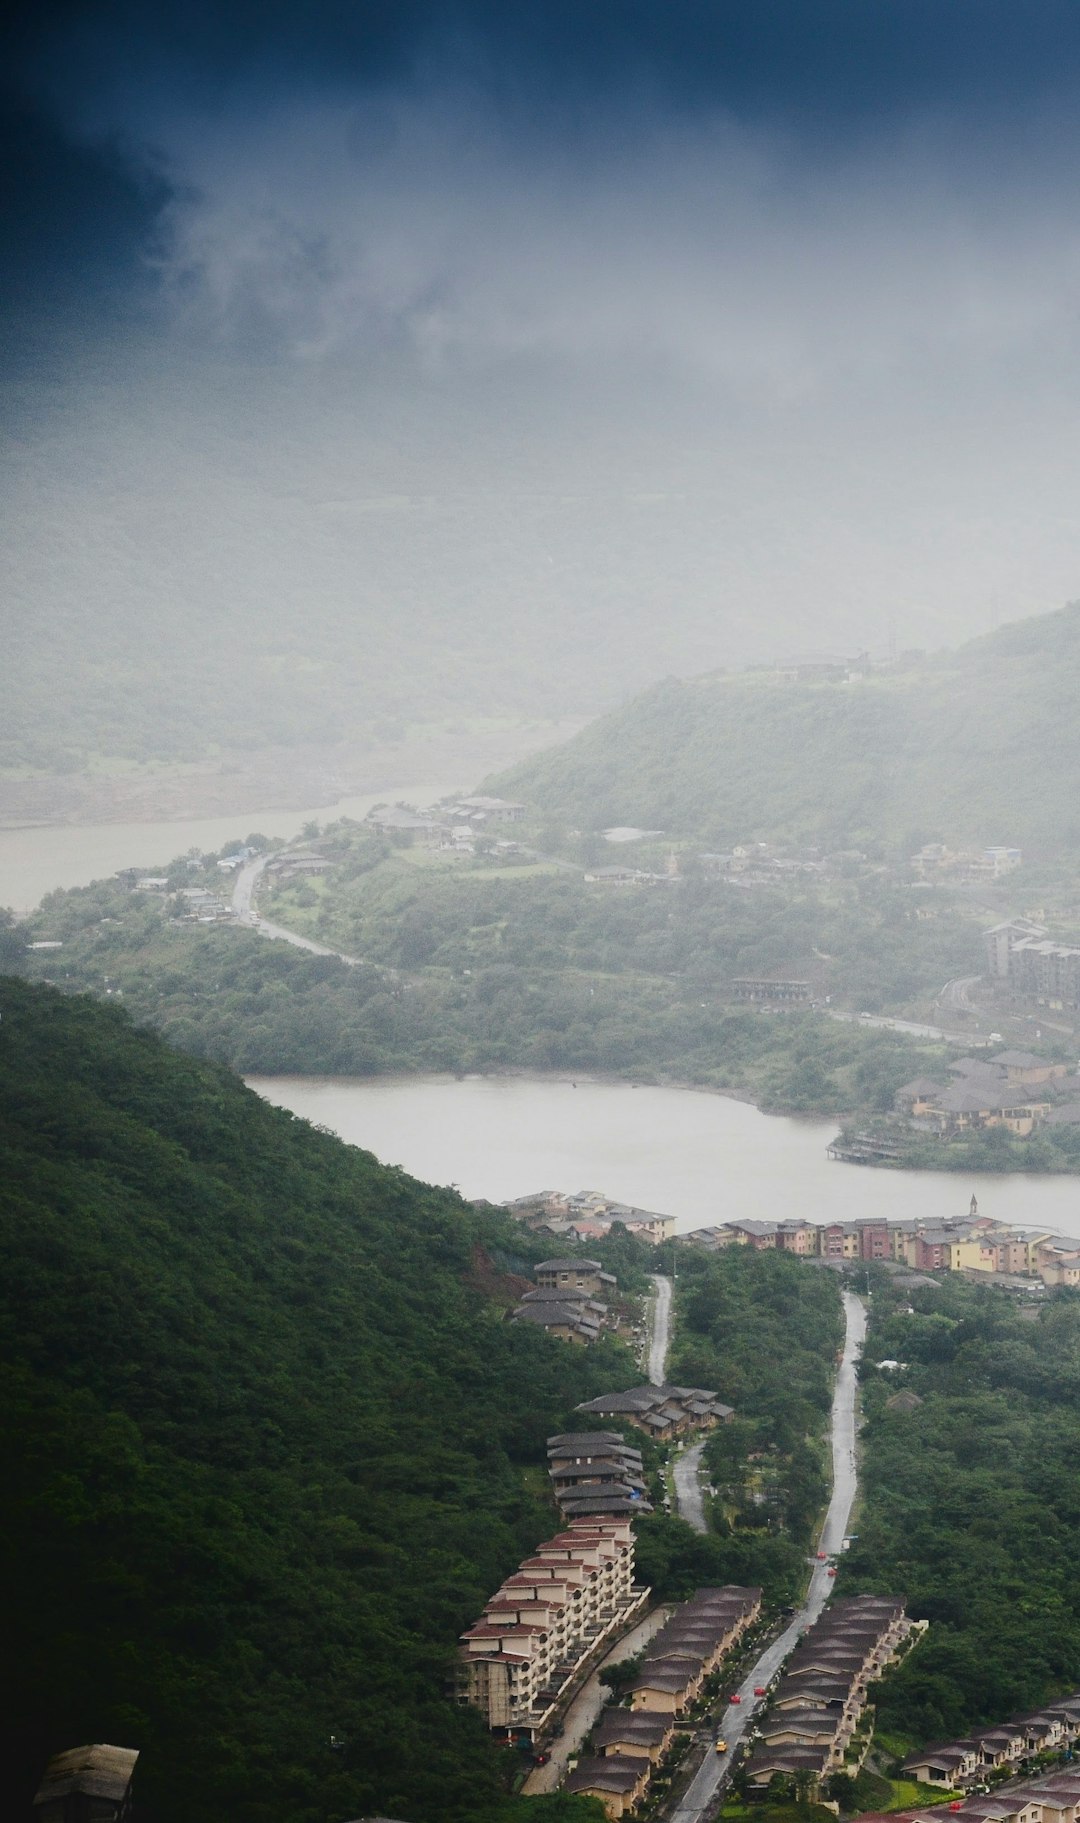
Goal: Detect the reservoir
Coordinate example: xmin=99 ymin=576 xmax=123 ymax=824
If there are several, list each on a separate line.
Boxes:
xmin=247 ymin=1072 xmax=1080 ymax=1243
xmin=0 ymin=782 xmax=453 ymax=917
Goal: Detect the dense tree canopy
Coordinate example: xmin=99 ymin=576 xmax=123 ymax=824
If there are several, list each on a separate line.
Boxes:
xmin=0 ymin=979 xmax=635 ymax=1823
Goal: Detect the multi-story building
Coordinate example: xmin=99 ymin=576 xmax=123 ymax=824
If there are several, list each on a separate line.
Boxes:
xmin=456 ymin=1519 xmax=647 ymax=1742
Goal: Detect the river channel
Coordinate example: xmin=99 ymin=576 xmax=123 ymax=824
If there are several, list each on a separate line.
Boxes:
xmin=247 ymin=1072 xmax=1080 ymax=1243
xmin=0 ymin=782 xmax=457 ymax=918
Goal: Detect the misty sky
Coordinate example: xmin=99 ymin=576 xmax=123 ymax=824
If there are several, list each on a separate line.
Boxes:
xmin=6 ymin=1 xmax=1080 ymax=721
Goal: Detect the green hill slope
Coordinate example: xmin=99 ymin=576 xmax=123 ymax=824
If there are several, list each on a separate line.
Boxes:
xmin=493 ymin=602 xmax=1080 ymax=854
xmin=0 ymin=980 xmax=630 ymax=1822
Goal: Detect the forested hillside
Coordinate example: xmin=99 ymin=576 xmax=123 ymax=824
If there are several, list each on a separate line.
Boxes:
xmin=21 ymin=856 xmax=944 ymax=1114
xmin=844 ymin=1275 xmax=1080 ymax=1744
xmin=0 ymin=979 xmax=639 ymax=1823
xmin=492 ymin=602 xmax=1080 ymax=854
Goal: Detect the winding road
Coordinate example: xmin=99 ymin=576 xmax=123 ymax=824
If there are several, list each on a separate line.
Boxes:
xmin=231 ymin=854 xmax=361 ymax=963
xmin=668 ymin=1289 xmax=866 ymax=1823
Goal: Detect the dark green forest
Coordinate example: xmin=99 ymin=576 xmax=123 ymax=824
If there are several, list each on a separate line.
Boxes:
xmin=1 ymin=981 xmax=858 ymax=1822
xmin=1 ymin=978 xmax=641 ymax=1823
xmin=665 ymin=1249 xmax=842 ymax=1585
xmin=19 ymin=843 xmax=961 ymax=1121
xmin=843 ymin=1274 xmax=1080 ymax=1746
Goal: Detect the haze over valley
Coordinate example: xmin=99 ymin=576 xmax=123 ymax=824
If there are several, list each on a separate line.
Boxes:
xmin=9 ymin=6 xmax=1080 ymax=1823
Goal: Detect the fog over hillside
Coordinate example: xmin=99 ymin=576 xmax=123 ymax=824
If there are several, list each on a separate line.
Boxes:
xmin=6 ymin=2 xmax=1080 ymax=771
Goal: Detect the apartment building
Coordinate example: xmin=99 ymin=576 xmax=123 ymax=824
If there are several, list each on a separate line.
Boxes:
xmin=455 ymin=1519 xmax=647 ymax=1742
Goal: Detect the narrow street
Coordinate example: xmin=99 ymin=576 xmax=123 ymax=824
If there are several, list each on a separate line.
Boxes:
xmin=673 ymin=1440 xmax=708 ymax=1534
xmin=668 ymin=1289 xmax=867 ymax=1823
xmin=648 ymin=1272 xmax=672 ymax=1385
xmin=521 ymin=1606 xmax=673 ymax=1795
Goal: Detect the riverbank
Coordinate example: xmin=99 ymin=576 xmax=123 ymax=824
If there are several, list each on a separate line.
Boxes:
xmin=0 ymin=719 xmax=579 ymax=831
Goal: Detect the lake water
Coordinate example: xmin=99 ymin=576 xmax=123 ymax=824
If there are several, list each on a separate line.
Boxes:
xmin=246 ymin=1072 xmax=1080 ymax=1244
xmin=0 ymin=782 xmax=453 ymax=916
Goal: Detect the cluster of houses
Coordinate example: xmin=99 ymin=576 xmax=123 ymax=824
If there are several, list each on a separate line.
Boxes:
xmin=681 ymin=1206 xmax=1080 ymax=1286
xmin=902 ymin=1696 xmax=1080 ymax=1789
xmin=496 ymin=1190 xmax=676 ymax=1247
xmin=364 ymin=795 xmax=527 ymax=857
xmin=895 ymin=1053 xmax=1080 ymax=1140
xmin=744 ymin=1595 xmax=919 ymax=1797
xmin=511 ymin=1258 xmax=619 ymax=1344
xmin=888 ymin=1740 xmax=1080 ymax=1823
xmin=565 ymin=1585 xmax=762 ymax=1818
xmin=985 ymin=920 xmax=1080 ymax=1012
xmin=547 ymin=1432 xmax=653 ymax=1520
xmin=573 ymin=1384 xmax=735 ymax=1442
xmin=912 ymin=845 xmax=1022 ymax=881
xmin=455 ymin=1517 xmax=648 ymax=1744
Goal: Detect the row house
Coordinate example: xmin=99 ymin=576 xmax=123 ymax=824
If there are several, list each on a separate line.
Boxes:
xmin=1036 ymin=1245 xmax=1080 ymax=1288
xmin=456 ymin=1519 xmax=647 ymax=1742
xmin=902 ymin=1694 xmax=1080 ymax=1789
xmin=577 ymin=1587 xmax=760 ymax=1815
xmin=896 ymin=1764 xmax=1080 ymax=1823
xmin=547 ymin=1432 xmax=653 ymax=1520
xmin=593 ymin=1709 xmax=675 ymax=1764
xmin=628 ymin=1586 xmax=761 ymax=1719
xmin=565 ymin=1752 xmax=651 ymax=1819
xmin=746 ymin=1596 xmax=914 ymax=1797
xmin=575 ymin=1384 xmax=735 ymax=1440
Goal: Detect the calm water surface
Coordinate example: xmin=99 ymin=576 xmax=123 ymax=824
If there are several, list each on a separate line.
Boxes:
xmin=247 ymin=1073 xmax=1080 ymax=1243
xmin=0 ymin=782 xmax=453 ymax=916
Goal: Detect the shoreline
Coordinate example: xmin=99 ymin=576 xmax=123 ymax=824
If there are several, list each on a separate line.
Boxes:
xmin=246 ymin=1063 xmax=1080 ymax=1177
xmin=0 ymin=720 xmax=582 ymax=833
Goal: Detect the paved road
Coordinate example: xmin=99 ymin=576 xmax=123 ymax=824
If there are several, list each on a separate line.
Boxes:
xmin=231 ymin=854 xmax=269 ymax=921
xmin=521 ymin=1606 xmax=673 ymax=1795
xmin=673 ymin=1440 xmax=708 ymax=1534
xmin=231 ymin=853 xmax=361 ymax=964
xmin=648 ymin=1273 xmax=672 ymax=1385
xmin=938 ymin=974 xmax=982 ymax=1011
xmin=668 ymin=1290 xmax=867 ymax=1823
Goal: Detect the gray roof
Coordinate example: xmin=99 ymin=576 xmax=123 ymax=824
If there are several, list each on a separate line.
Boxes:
xmin=35 ymin=1745 xmax=139 ymax=1805
xmin=566 ymin=1755 xmax=645 ymax=1795
xmin=937 ymin=1082 xmax=1039 ymax=1113
xmin=536 ymin=1258 xmax=602 ymax=1272
xmin=594 ymin=1712 xmax=672 ymax=1746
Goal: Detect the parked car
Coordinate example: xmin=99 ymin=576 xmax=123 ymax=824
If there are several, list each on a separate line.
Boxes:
xmin=754 ymin=1686 xmax=767 ymax=1696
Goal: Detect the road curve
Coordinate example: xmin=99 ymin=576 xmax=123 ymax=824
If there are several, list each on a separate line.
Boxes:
xmin=231 ymin=853 xmax=360 ymax=964
xmin=648 ymin=1273 xmax=672 ymax=1385
xmin=668 ymin=1289 xmax=866 ymax=1823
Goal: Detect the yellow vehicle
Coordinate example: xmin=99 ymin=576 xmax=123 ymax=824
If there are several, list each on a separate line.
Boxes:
xmin=715 ymin=1740 xmax=728 ymax=1754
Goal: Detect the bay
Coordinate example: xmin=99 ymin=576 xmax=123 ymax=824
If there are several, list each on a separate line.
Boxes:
xmin=0 ymin=782 xmax=453 ymax=917
xmin=247 ymin=1072 xmax=1080 ymax=1244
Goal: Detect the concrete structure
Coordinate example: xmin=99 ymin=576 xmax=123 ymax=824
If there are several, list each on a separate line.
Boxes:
xmin=456 ymin=1519 xmax=647 ymax=1743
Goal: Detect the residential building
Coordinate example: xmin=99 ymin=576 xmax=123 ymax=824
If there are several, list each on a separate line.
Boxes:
xmin=456 ymin=1519 xmax=647 ymax=1742
xmin=574 ymin=1385 xmax=734 ymax=1440
xmin=534 ymin=1259 xmax=617 ymax=1297
xmin=34 ymin=1745 xmax=139 ymax=1823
